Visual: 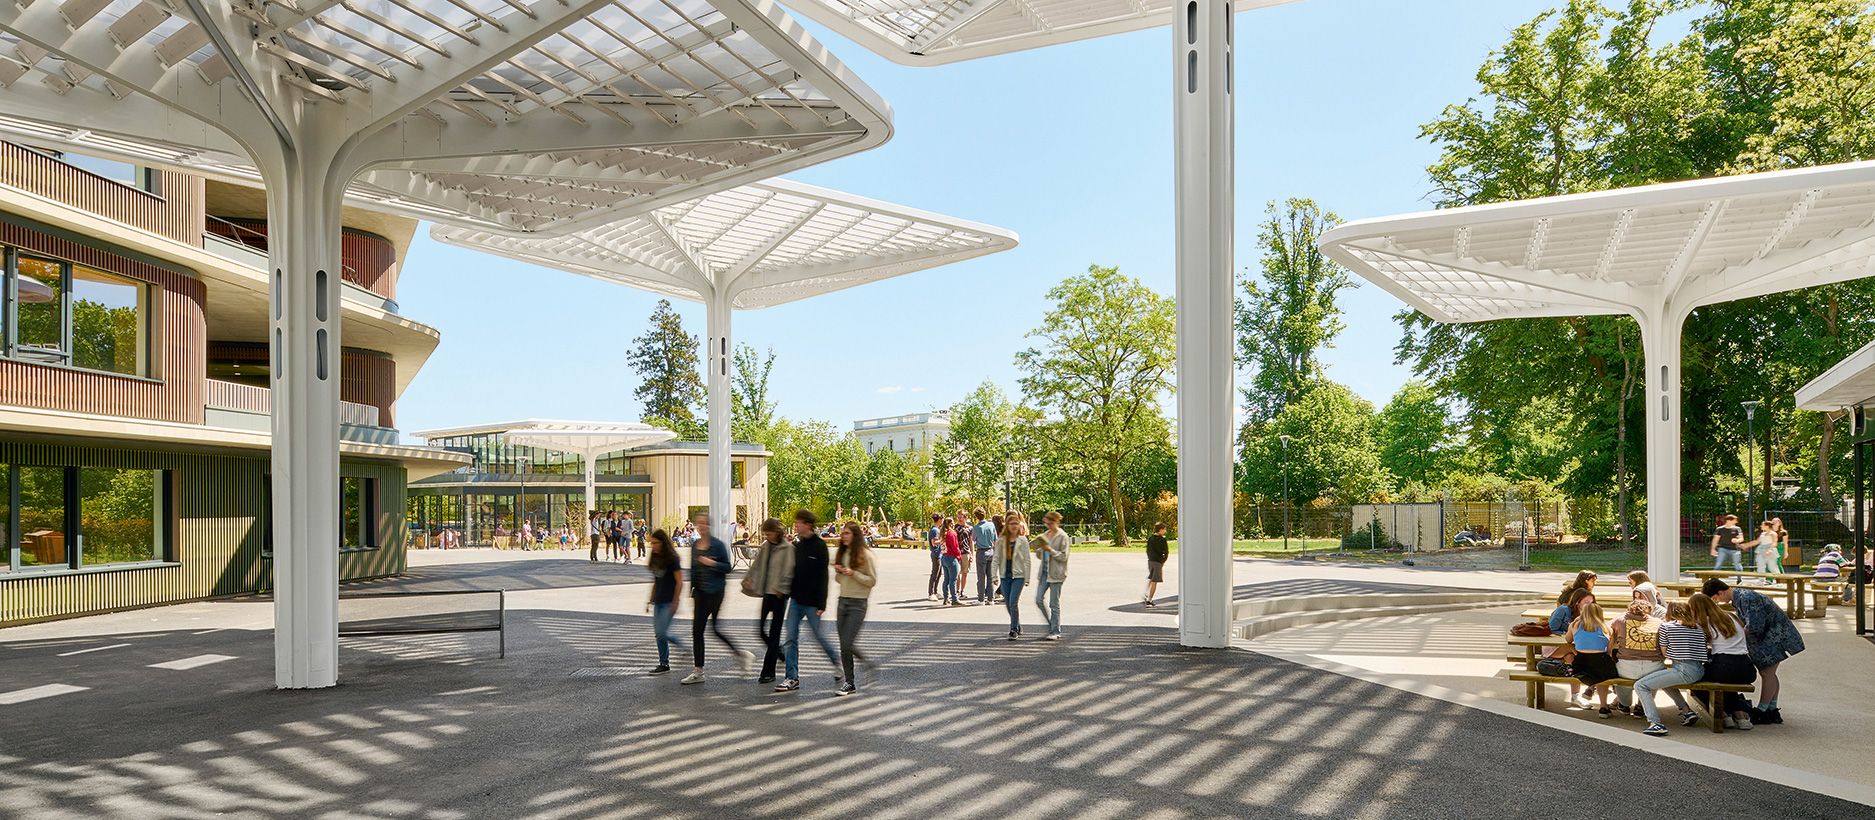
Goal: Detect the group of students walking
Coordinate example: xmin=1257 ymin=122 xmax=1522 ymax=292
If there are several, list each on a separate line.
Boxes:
xmin=644 ymin=510 xmax=878 ymax=695
xmin=926 ymin=508 xmax=1072 ymax=640
xmin=1547 ymin=569 xmax=1805 ymax=736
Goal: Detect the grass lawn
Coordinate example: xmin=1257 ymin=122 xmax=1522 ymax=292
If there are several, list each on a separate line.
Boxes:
xmin=1072 ymin=538 xmax=1345 ymax=554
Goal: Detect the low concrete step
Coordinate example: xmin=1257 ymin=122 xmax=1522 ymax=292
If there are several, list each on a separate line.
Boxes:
xmin=1231 ymin=590 xmax=1532 ymax=621
xmin=1233 ymin=596 xmax=1526 ymax=641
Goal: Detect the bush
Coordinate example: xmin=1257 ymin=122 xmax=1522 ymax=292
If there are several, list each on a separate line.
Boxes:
xmin=1341 ymin=519 xmax=1399 ymax=551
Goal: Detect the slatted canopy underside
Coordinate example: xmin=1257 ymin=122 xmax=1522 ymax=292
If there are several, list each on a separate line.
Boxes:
xmin=430 ymin=176 xmax=1017 ymax=308
xmin=419 ymin=419 xmax=678 ymax=458
xmin=783 ymin=0 xmax=1303 ymax=65
xmin=0 ymin=0 xmax=891 ymax=233
xmin=1318 ymin=161 xmax=1875 ymax=325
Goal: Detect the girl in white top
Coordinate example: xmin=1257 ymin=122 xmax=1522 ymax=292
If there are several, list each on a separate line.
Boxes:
xmin=1751 ymin=521 xmax=1779 ymax=577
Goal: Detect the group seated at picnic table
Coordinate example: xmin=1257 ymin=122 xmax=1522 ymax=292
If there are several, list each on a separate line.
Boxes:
xmin=1502 ymin=549 xmax=1838 ymax=737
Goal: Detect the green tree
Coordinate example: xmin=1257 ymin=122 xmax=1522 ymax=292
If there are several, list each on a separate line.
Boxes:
xmin=1375 ymin=381 xmax=1455 ymax=487
xmin=932 ymin=380 xmax=1015 ymax=504
xmin=731 ymin=343 xmax=778 ymax=443
xmin=1016 ymin=265 xmax=1176 ymax=546
xmin=1239 ymin=378 xmax=1392 ymax=504
xmin=1236 ymin=198 xmax=1356 ymax=425
xmin=627 ymin=299 xmax=704 ymax=439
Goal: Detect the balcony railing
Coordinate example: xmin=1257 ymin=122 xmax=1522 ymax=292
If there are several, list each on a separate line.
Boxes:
xmin=206 ymin=379 xmax=382 ymax=427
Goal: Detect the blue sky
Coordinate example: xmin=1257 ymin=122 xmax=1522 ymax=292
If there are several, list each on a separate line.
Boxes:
xmin=394 ymin=0 xmax=1566 ymax=439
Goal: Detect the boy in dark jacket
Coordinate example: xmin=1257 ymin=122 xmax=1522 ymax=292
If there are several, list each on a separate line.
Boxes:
xmin=777 ymin=509 xmax=840 ymax=692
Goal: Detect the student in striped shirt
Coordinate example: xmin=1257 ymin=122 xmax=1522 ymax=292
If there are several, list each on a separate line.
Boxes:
xmin=1633 ymin=601 xmax=1708 ymax=736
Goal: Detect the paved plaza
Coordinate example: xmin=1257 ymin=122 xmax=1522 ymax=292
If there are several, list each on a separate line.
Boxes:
xmin=3 ymin=549 xmax=1872 ymax=818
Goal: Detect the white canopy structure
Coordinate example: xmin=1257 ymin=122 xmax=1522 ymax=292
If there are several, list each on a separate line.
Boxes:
xmin=0 ymin=0 xmax=893 ymax=688
xmin=781 ymin=0 xmax=1311 ymax=648
xmin=1320 ymin=160 xmax=1875 ymax=579
xmin=434 ymin=177 xmax=1016 ymax=540
xmin=784 ymin=0 xmax=1301 ymax=65
xmin=420 ymin=420 xmax=676 ymax=516
xmin=1797 ymin=338 xmax=1875 ymax=411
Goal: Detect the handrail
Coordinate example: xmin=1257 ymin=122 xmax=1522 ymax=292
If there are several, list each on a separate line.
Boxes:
xmin=205 ymin=378 xmax=382 ymax=427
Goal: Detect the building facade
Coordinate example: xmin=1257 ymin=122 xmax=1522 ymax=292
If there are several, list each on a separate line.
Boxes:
xmin=854 ymin=411 xmax=951 ymax=457
xmin=0 ymin=143 xmax=464 ymax=627
xmin=407 ymin=424 xmax=770 ymax=546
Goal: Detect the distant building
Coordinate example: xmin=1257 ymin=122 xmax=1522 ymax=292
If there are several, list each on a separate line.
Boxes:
xmin=854 ymin=411 xmax=951 ymax=457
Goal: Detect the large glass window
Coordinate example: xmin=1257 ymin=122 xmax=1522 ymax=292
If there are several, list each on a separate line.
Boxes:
xmin=6 ymin=465 xmax=169 ymax=572
xmin=6 ymin=251 xmax=151 ymax=376
xmin=31 ymin=147 xmax=159 ymax=194
xmin=79 ymin=467 xmax=160 ymax=565
xmin=72 ymin=267 xmax=147 ymax=375
xmin=341 ymin=477 xmax=377 ymax=550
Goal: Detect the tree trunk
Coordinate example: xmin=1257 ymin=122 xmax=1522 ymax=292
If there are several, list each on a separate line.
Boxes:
xmin=1108 ymin=460 xmax=1128 ymax=547
xmin=1616 ymin=332 xmax=1636 ymax=549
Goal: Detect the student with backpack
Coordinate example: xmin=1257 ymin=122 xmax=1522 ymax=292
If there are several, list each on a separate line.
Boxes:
xmin=1633 ymin=602 xmax=1708 ymax=736
xmin=1609 ymin=600 xmax=1689 ymax=720
xmin=743 ymin=518 xmax=793 ymax=685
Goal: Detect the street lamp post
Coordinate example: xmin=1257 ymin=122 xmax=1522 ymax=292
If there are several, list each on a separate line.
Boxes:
xmin=516 ymin=455 xmax=531 ymax=551
xmin=1279 ymin=435 xmax=1294 ymax=550
xmin=1742 ymin=401 xmax=1762 ymax=527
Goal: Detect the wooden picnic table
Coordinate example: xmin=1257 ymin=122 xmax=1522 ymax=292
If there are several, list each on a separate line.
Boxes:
xmin=1506 ymin=634 xmax=1566 ymax=670
xmin=1686 ymin=570 xmax=1823 ymax=619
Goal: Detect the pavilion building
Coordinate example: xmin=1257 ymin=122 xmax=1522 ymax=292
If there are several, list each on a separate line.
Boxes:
xmin=0 ymin=144 xmax=465 ymax=627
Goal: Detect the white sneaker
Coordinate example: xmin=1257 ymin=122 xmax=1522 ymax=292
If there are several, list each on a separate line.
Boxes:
xmin=680 ymin=670 xmax=705 ymax=685
xmin=1730 ymin=711 xmax=1753 ymax=730
xmin=1044 ymin=633 xmax=1061 ymax=641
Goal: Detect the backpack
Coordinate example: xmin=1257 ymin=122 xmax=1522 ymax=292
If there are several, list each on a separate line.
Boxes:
xmin=1535 ymin=657 xmax=1573 ymax=677
xmin=1510 ymin=622 xmax=1552 ymax=637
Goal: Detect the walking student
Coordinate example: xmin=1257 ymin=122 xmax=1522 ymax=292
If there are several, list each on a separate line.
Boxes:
xmin=1710 ymin=514 xmax=1745 ymax=573
xmin=1751 ymin=520 xmax=1779 ymax=577
xmin=1144 ymin=521 xmax=1169 ymax=607
xmin=973 ymin=508 xmax=996 ymax=604
xmin=644 ymin=529 xmax=685 ymax=675
xmin=833 ymin=522 xmax=878 ymax=695
xmin=620 ymin=512 xmax=637 ymax=565
xmin=588 ymin=511 xmax=603 ymax=563
xmin=744 ymin=517 xmax=793 ymax=685
xmin=682 ymin=512 xmax=753 ymax=685
xmin=995 ymin=519 xmax=1031 ymax=639
xmin=777 ymin=510 xmax=840 ymax=693
xmin=1033 ymin=511 xmax=1070 ymax=640
xmin=926 ymin=513 xmax=944 ymax=602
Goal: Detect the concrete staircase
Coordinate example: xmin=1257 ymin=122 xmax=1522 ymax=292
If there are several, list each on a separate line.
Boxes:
xmin=1232 ymin=590 xmax=1533 ymax=640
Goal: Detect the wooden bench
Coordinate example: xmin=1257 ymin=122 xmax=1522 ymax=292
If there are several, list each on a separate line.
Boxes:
xmin=1503 ymin=671 xmax=1754 ymax=733
xmin=1507 ymin=635 xmax=1566 ymax=669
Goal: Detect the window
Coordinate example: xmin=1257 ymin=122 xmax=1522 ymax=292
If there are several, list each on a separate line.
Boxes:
xmin=32 ymin=147 xmax=159 ymax=194
xmin=341 ymin=477 xmax=365 ymax=549
xmin=731 ymin=460 xmax=745 ymax=489
xmin=261 ymin=475 xmax=380 ymax=556
xmin=5 ymin=465 xmax=170 ymax=572
xmin=5 ymin=250 xmax=152 ymax=376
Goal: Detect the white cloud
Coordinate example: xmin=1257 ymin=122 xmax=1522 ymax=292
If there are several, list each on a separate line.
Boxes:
xmin=910 ymin=386 xmax=927 ymax=393
xmin=876 ymin=385 xmax=905 ymax=394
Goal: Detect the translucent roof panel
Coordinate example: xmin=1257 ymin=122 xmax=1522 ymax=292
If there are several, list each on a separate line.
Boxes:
xmin=784 ymin=0 xmax=1304 ymax=65
xmin=0 ymin=0 xmax=892 ymax=234
xmin=430 ymin=177 xmax=1018 ymax=308
xmin=1318 ymin=161 xmax=1875 ymax=325
xmin=417 ymin=419 xmax=678 ymax=457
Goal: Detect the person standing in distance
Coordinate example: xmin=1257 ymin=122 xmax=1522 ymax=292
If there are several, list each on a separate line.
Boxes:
xmin=777 ymin=509 xmax=841 ymax=692
xmin=1144 ymin=521 xmax=1169 ymax=607
xmin=1033 ymin=511 xmax=1070 ymax=640
xmin=925 ymin=513 xmax=943 ymax=602
xmin=972 ymin=508 xmax=997 ymax=604
xmin=681 ymin=512 xmax=754 ymax=685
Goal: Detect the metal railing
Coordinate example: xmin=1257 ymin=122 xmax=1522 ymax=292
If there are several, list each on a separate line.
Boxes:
xmin=206 ymin=378 xmax=382 ymax=427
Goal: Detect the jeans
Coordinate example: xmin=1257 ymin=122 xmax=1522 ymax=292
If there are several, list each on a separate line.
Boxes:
xmin=757 ymin=594 xmax=787 ymax=679
xmin=783 ymin=600 xmax=839 ymax=681
xmin=1633 ymin=661 xmax=1704 ymax=724
xmin=1000 ymin=577 xmax=1026 ymax=631
xmin=1614 ymin=659 xmax=1687 ymax=713
xmin=653 ymin=601 xmax=685 ymax=667
xmin=691 ymin=589 xmax=741 ymax=669
xmin=1714 ymin=548 xmax=1743 ymax=572
xmin=940 ymin=556 xmax=961 ymax=603
xmin=1033 ymin=577 xmax=1063 ymax=635
xmin=836 ymin=597 xmax=869 ymax=682
xmin=1754 ymin=547 xmax=1778 ymax=575
xmin=928 ymin=552 xmax=941 ymax=597
xmin=1701 ymin=653 xmax=1757 ymax=714
xmin=975 ymin=550 xmax=994 ymax=601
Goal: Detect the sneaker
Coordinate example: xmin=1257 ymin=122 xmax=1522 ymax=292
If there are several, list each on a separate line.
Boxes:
xmin=928 ymin=594 xmax=938 ymax=602
xmin=773 ymin=679 xmax=799 ymax=692
xmin=1761 ymin=707 xmax=1783 ymax=724
xmin=757 ymin=675 xmax=775 ymax=684
xmin=1730 ymin=711 xmax=1753 ymax=730
xmin=737 ymin=650 xmax=755 ymax=674
xmin=1144 ymin=600 xmax=1156 ymax=608
xmin=680 ymin=670 xmax=706 ymax=685
xmin=1612 ymin=704 xmax=1631 ymax=716
xmin=647 ymin=665 xmax=671 ymax=676
xmin=1679 ymin=711 xmax=1700 ymax=727
xmin=1598 ymin=707 xmax=1612 ymax=719
xmin=835 ymin=682 xmax=857 ymax=696
xmin=1643 ymin=723 xmax=1669 ymax=737
xmin=1007 ymin=630 xmax=1018 ymax=641
xmin=1044 ymin=633 xmax=1062 ymax=641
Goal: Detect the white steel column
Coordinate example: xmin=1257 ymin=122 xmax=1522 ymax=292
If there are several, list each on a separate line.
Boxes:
xmin=266 ymin=147 xmax=347 ymax=689
xmin=706 ymin=290 xmax=733 ymax=534
xmin=584 ymin=454 xmax=598 ymax=518
xmin=1639 ymin=308 xmax=1684 ymax=581
xmin=1174 ymin=0 xmax=1235 ymax=648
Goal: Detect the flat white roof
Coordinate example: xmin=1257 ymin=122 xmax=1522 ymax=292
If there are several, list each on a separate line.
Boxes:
xmin=1319 ymin=160 xmax=1875 ymax=324
xmin=784 ymin=0 xmax=1304 ymax=65
xmin=1797 ymin=339 xmax=1875 ymax=411
xmin=0 ymin=0 xmax=892 ymax=234
xmin=430 ymin=177 xmax=1016 ymax=308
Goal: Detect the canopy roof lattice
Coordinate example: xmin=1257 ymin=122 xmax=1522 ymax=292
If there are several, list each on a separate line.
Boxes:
xmin=0 ymin=0 xmax=893 ymax=233
xmin=1797 ymin=339 xmax=1875 ymax=411
xmin=430 ymin=176 xmax=1018 ymax=307
xmin=783 ymin=0 xmax=1302 ymax=65
xmin=443 ymin=419 xmax=681 ymax=460
xmin=1319 ymin=159 xmax=1875 ymax=582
